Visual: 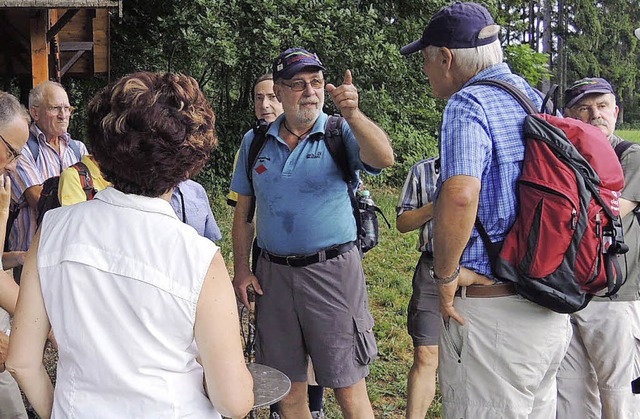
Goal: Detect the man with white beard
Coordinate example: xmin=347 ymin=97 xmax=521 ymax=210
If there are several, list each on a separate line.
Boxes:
xmin=231 ymin=47 xmax=393 ymax=419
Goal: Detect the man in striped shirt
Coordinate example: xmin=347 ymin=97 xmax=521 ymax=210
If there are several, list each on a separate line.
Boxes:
xmin=8 ymin=81 xmax=87 ymax=255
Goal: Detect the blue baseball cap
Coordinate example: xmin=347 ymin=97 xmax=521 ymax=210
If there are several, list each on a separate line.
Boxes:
xmin=400 ymin=2 xmax=498 ymax=55
xmin=272 ymin=48 xmax=326 ymax=81
xmin=564 ymin=78 xmax=615 ymax=109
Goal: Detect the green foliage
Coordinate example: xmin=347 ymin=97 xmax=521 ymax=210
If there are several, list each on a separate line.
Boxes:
xmin=616 ymin=130 xmax=640 ymax=143
xmin=504 ymin=44 xmax=552 ymax=86
xmin=106 ymin=0 xmax=446 ymax=192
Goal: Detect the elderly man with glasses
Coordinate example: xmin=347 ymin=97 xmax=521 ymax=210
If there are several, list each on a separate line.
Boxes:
xmin=8 ymin=81 xmax=86 ymax=260
xmin=231 ymin=47 xmax=393 ymax=419
xmin=0 ymin=91 xmax=31 ymax=418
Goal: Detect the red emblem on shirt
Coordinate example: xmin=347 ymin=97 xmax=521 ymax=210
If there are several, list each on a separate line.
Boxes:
xmin=255 ymin=164 xmax=267 ymax=174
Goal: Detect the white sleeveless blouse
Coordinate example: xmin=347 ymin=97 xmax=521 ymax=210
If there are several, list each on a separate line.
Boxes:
xmin=38 ymin=187 xmax=220 ymax=418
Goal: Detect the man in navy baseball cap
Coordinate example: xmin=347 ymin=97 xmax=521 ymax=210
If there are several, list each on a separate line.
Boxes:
xmin=401 ymin=3 xmax=572 ymax=419
xmin=400 ymin=2 xmax=498 ymax=55
xmin=564 ymin=77 xmax=615 ymax=110
xmin=231 ymin=45 xmax=393 ymax=419
xmin=559 ymin=76 xmax=640 ymax=419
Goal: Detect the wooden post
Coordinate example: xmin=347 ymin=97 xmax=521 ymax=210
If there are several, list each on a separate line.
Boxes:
xmin=30 ymin=10 xmax=49 ymax=87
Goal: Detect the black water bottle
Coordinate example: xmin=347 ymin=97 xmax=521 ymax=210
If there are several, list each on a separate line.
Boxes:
xmin=358 ymin=190 xmax=378 ymax=252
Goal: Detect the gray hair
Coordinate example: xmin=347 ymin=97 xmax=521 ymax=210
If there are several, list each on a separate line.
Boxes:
xmin=29 ymin=80 xmax=65 ymax=108
xmin=0 ymin=91 xmax=30 ymax=126
xmin=425 ymin=25 xmax=503 ymax=77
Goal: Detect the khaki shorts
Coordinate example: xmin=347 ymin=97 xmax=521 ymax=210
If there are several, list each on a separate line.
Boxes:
xmin=254 ymin=245 xmax=377 ymax=388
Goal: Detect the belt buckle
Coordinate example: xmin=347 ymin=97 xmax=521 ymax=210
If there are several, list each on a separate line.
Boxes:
xmin=285 ymin=255 xmax=300 ymax=266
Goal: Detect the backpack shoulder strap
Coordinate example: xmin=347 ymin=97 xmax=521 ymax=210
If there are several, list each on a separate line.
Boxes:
xmin=469 ymin=79 xmax=539 ymax=115
xmin=68 ymin=140 xmax=83 ymax=161
xmin=247 ymin=119 xmax=270 ymax=184
xmin=26 ymin=132 xmax=39 ymax=161
xmin=614 ymin=140 xmax=635 ymax=161
xmin=245 ymin=119 xmax=270 ymax=223
xmin=324 ymin=115 xmax=356 ymax=184
xmin=71 ymin=161 xmax=95 ymax=200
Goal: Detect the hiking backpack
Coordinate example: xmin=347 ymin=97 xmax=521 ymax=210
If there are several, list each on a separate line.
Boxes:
xmin=36 ymin=161 xmax=96 ymax=226
xmin=246 ymin=115 xmax=390 ymax=254
xmin=471 ymin=79 xmax=627 ymax=313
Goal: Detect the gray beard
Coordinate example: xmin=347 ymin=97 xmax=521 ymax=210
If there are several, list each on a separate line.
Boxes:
xmin=296 ymin=104 xmax=321 ymax=124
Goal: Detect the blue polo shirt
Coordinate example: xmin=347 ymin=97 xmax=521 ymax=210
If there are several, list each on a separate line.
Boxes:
xmin=231 ymin=112 xmax=378 ymax=255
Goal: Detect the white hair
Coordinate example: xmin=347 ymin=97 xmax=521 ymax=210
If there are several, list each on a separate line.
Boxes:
xmin=425 ymin=25 xmax=503 ymax=77
xmin=29 ymin=80 xmax=66 ymax=108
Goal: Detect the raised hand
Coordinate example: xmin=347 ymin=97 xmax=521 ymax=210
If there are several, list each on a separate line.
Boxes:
xmin=326 ymin=70 xmax=359 ymax=119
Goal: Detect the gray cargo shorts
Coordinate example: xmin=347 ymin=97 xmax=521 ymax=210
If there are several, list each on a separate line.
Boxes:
xmin=254 ymin=245 xmax=378 ymax=388
xmin=407 ymin=252 xmax=441 ymax=347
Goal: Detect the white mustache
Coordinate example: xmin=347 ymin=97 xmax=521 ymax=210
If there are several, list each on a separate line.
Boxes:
xmin=590 ymin=118 xmax=608 ymax=127
xmin=300 ymin=100 xmax=318 ymax=105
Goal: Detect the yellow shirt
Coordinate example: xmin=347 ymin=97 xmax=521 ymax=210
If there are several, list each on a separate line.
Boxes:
xmin=58 ymin=155 xmax=111 ymax=206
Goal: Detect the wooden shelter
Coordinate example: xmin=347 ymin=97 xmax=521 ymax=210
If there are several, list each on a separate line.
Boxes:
xmin=0 ymin=0 xmax=122 ymax=87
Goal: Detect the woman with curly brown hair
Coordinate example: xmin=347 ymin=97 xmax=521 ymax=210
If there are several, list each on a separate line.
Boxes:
xmin=6 ymin=72 xmax=253 ymax=419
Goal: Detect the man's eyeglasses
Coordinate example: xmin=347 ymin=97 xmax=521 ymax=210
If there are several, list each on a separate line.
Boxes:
xmin=0 ymin=135 xmax=20 ymax=163
xmin=280 ymin=79 xmax=325 ymax=92
xmin=34 ymin=105 xmax=75 ymax=115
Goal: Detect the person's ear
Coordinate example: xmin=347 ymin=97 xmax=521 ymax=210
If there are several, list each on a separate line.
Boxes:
xmin=29 ymin=105 xmax=39 ymax=122
xmin=440 ymin=48 xmax=454 ymax=70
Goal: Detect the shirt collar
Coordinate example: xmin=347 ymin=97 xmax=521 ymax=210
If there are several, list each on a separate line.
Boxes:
xmin=94 ymin=187 xmax=178 ymax=220
xmin=267 ymin=112 xmax=329 ymax=140
xmin=30 ymin=123 xmax=71 ymax=144
xmin=464 ymin=62 xmax=511 ymax=88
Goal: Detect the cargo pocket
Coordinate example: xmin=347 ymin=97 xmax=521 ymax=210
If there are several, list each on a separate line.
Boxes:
xmin=353 ymin=311 xmax=378 ymax=366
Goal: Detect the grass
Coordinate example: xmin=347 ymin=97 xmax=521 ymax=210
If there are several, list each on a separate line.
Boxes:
xmin=211 ymin=187 xmax=441 ymax=418
xmin=616 ymin=129 xmax=640 ymax=143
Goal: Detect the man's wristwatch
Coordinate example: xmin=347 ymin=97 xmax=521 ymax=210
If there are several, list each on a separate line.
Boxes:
xmin=430 ymin=265 xmax=460 ymax=285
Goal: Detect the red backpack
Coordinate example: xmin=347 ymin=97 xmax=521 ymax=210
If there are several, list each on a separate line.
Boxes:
xmin=472 ymin=80 xmax=627 ymax=313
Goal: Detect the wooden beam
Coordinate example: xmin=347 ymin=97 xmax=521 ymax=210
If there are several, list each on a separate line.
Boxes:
xmin=59 ymin=41 xmax=93 ymax=51
xmin=30 ymin=10 xmax=48 ymax=87
xmin=60 ymin=49 xmax=85 ymax=76
xmin=0 ymin=1 xmax=120 ymax=8
xmin=46 ymin=8 xmax=79 ymax=42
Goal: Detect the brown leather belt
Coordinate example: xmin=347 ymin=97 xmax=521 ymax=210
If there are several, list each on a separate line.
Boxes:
xmin=455 ymin=282 xmax=517 ymax=298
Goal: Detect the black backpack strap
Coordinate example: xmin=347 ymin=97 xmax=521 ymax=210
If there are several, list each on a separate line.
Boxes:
xmin=613 ymin=139 xmax=640 ymax=224
xmin=324 ymin=115 xmax=366 ymax=251
xmin=469 ymin=79 xmax=538 ymax=114
xmin=541 ymin=84 xmax=559 ymax=115
xmin=614 ymin=140 xmax=635 ymax=160
xmin=474 ymin=217 xmax=503 ymax=272
xmin=71 ymin=161 xmax=95 ymax=200
xmin=245 ymin=119 xmax=270 ymax=223
xmin=324 ymin=115 xmax=356 ymax=184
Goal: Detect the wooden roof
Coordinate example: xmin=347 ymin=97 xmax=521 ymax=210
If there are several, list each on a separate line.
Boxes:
xmin=0 ymin=1 xmax=119 ymax=7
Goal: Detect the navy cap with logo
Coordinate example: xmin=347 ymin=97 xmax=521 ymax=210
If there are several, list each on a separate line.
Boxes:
xmin=272 ymin=48 xmax=326 ymax=81
xmin=564 ymin=78 xmax=615 ymax=109
xmin=400 ymin=2 xmax=498 ymax=56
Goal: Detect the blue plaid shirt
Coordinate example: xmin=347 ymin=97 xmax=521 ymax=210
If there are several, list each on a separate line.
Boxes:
xmin=439 ymin=63 xmax=543 ymax=276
